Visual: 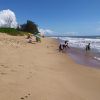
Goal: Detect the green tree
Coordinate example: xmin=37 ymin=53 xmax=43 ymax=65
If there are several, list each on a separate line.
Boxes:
xmin=21 ymin=20 xmax=39 ymax=35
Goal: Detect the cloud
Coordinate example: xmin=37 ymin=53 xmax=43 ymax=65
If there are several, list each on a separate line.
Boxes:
xmin=0 ymin=9 xmax=18 ymax=28
xmin=39 ymin=28 xmax=56 ymax=35
xmin=39 ymin=28 xmax=78 ymax=36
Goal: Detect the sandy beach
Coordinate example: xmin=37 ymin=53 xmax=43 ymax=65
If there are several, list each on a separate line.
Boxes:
xmin=0 ymin=33 xmax=100 ymax=100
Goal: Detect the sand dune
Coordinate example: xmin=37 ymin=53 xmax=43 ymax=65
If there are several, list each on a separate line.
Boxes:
xmin=0 ymin=33 xmax=100 ymax=100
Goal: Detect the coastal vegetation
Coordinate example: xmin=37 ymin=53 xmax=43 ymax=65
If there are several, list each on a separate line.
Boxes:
xmin=20 ymin=20 xmax=39 ymax=35
xmin=0 ymin=28 xmax=28 ymax=36
xmin=0 ymin=20 xmax=39 ymax=36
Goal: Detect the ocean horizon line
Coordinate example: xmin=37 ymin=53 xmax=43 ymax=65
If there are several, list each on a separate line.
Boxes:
xmin=45 ymin=35 xmax=100 ymax=38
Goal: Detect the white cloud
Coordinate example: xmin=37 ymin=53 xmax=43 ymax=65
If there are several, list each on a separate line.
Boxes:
xmin=39 ymin=28 xmax=55 ymax=35
xmin=39 ymin=28 xmax=78 ymax=36
xmin=0 ymin=9 xmax=18 ymax=28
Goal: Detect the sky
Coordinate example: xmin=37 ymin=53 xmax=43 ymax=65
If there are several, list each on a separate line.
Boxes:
xmin=0 ymin=0 xmax=100 ymax=36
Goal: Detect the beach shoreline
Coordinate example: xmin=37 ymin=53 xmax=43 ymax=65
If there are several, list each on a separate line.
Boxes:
xmin=57 ymin=38 xmax=100 ymax=69
xmin=67 ymin=47 xmax=100 ymax=68
xmin=0 ymin=33 xmax=100 ymax=100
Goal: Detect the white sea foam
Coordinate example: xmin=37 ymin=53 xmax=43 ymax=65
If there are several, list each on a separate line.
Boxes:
xmin=59 ymin=37 xmax=100 ymax=52
xmin=94 ymin=57 xmax=100 ymax=61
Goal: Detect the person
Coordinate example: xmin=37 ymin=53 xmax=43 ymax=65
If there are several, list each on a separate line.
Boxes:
xmin=86 ymin=43 xmax=91 ymax=51
xmin=28 ymin=37 xmax=33 ymax=43
xmin=36 ymin=36 xmax=41 ymax=42
xmin=26 ymin=33 xmax=31 ymax=39
xmin=59 ymin=44 xmax=63 ymax=52
xmin=63 ymin=41 xmax=70 ymax=49
xmin=26 ymin=33 xmax=33 ymax=43
xmin=59 ymin=41 xmax=70 ymax=52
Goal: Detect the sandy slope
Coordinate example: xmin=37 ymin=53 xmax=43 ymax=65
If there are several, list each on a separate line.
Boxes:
xmin=0 ymin=33 xmax=100 ymax=100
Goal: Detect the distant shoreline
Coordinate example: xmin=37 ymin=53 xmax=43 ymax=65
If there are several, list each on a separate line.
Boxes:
xmin=45 ymin=35 xmax=100 ymax=39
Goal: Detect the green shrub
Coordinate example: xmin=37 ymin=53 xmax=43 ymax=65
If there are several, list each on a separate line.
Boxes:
xmin=20 ymin=20 xmax=39 ymax=35
xmin=0 ymin=28 xmax=29 ymax=36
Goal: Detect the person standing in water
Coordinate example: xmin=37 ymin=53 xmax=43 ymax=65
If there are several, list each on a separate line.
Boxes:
xmin=59 ymin=41 xmax=70 ymax=52
xmin=63 ymin=41 xmax=70 ymax=49
xmin=86 ymin=43 xmax=91 ymax=51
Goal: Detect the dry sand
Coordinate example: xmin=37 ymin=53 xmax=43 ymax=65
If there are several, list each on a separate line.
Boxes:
xmin=0 ymin=33 xmax=100 ymax=100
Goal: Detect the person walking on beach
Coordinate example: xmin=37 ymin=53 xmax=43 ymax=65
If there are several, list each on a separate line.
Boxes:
xmin=59 ymin=44 xmax=63 ymax=52
xmin=86 ymin=43 xmax=91 ymax=51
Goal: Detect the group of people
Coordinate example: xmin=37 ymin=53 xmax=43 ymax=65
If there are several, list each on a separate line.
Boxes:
xmin=26 ymin=33 xmax=41 ymax=43
xmin=27 ymin=34 xmax=91 ymax=52
xmin=59 ymin=41 xmax=70 ymax=52
xmin=59 ymin=41 xmax=91 ymax=52
xmin=26 ymin=33 xmax=33 ymax=43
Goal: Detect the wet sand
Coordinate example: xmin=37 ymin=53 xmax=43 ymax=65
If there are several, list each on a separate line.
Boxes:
xmin=67 ymin=47 xmax=100 ymax=68
xmin=0 ymin=33 xmax=100 ymax=100
xmin=58 ymin=38 xmax=100 ymax=68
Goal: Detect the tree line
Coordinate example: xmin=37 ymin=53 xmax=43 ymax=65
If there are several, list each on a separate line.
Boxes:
xmin=17 ymin=20 xmax=39 ymax=35
xmin=0 ymin=20 xmax=40 ymax=36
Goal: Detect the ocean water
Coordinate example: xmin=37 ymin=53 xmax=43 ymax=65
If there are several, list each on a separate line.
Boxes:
xmin=56 ymin=36 xmax=100 ymax=68
xmin=58 ymin=36 xmax=100 ymax=52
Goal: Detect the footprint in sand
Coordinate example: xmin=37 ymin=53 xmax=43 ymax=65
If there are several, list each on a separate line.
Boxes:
xmin=25 ymin=96 xmax=28 ymax=98
xmin=0 ymin=64 xmax=9 ymax=68
xmin=20 ymin=93 xmax=31 ymax=99
xmin=10 ymin=69 xmax=17 ymax=72
xmin=18 ymin=65 xmax=24 ymax=67
xmin=26 ymin=76 xmax=32 ymax=79
xmin=0 ymin=64 xmax=5 ymax=67
xmin=3 ymin=66 xmax=9 ymax=68
xmin=28 ymin=93 xmax=30 ymax=96
xmin=0 ymin=72 xmax=7 ymax=75
xmin=20 ymin=97 xmax=24 ymax=100
xmin=29 ymin=72 xmax=32 ymax=74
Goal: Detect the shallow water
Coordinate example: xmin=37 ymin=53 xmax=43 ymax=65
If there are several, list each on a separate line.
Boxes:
xmin=57 ymin=37 xmax=100 ymax=53
xmin=58 ymin=38 xmax=100 ymax=69
xmin=66 ymin=47 xmax=100 ymax=69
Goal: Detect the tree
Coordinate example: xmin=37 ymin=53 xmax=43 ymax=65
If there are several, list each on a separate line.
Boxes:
xmin=20 ymin=20 xmax=39 ymax=35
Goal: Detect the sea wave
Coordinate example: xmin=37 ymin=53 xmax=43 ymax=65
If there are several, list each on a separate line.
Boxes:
xmin=58 ymin=37 xmax=100 ymax=53
xmin=94 ymin=57 xmax=100 ymax=61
